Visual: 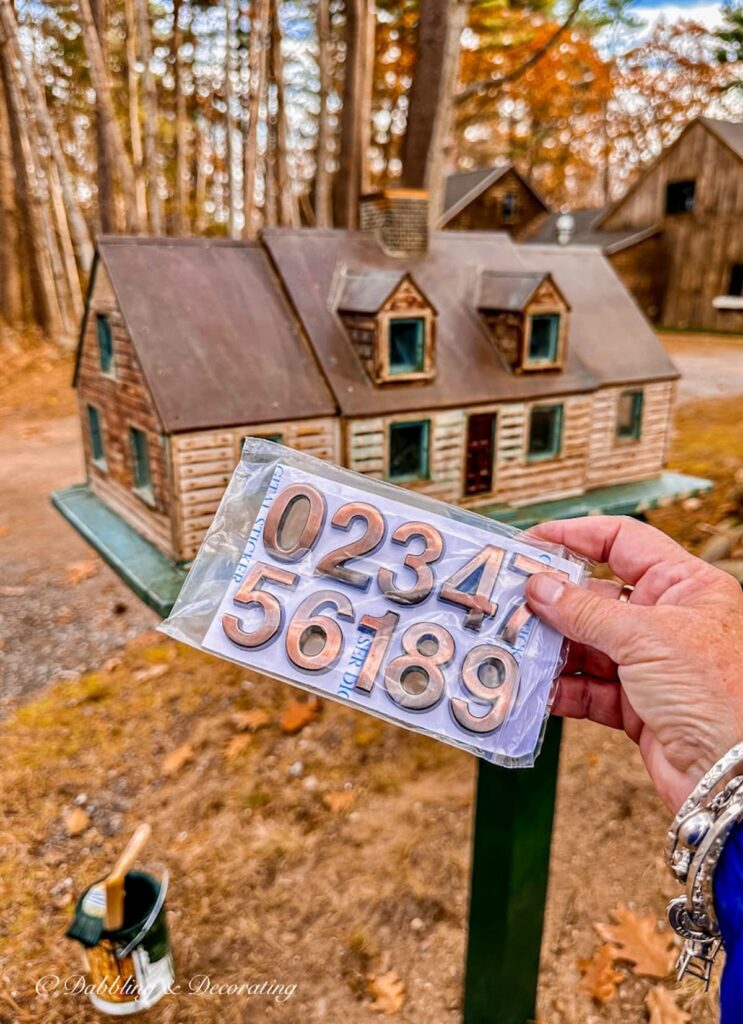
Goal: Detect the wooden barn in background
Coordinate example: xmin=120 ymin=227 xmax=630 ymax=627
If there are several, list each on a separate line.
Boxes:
xmin=439 ymin=165 xmax=549 ymax=239
xmin=55 ymin=190 xmax=709 ymax=613
xmin=527 ymin=117 xmax=743 ymax=332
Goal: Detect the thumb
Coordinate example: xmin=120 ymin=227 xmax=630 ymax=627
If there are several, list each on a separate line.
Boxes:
xmin=525 ymin=572 xmax=642 ymax=663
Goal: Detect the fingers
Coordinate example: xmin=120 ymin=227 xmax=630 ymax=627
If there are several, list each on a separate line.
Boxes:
xmin=527 ymin=516 xmax=693 ymax=587
xmin=551 ymin=675 xmax=624 ymax=729
xmin=526 ymin=572 xmax=646 ymax=664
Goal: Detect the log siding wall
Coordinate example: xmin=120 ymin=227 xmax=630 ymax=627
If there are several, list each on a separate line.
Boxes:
xmin=585 ymin=381 xmax=674 ymax=489
xmin=77 ymin=265 xmax=176 ymax=557
xmin=444 ymin=170 xmax=548 ymax=240
xmin=171 ymin=418 xmax=340 ymax=560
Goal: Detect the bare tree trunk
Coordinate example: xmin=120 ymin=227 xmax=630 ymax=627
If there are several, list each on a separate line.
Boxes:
xmin=90 ymin=0 xmax=118 ymax=232
xmin=195 ymin=115 xmax=210 ymax=233
xmin=135 ymin=0 xmax=162 ymax=233
xmin=172 ymin=0 xmax=189 ymax=233
xmin=0 ymin=74 xmax=22 ymax=323
xmin=125 ymin=0 xmax=148 ymax=225
xmin=0 ymin=44 xmax=64 ymax=335
xmin=333 ymin=0 xmax=374 ymax=228
xmin=79 ymin=0 xmax=141 ymax=232
xmin=224 ymin=0 xmax=239 ymax=237
xmin=48 ymin=159 xmax=84 ymax=323
xmin=243 ymin=0 xmax=270 ymax=239
xmin=0 ymin=1 xmax=94 ymax=276
xmin=314 ymin=0 xmax=332 ymax=227
xmin=270 ymin=0 xmax=299 ymax=227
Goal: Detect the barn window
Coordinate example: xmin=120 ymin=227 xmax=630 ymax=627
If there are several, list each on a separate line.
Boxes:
xmin=502 ymin=192 xmax=516 ymax=223
xmin=87 ymin=405 xmax=106 ymax=468
xmin=96 ymin=314 xmax=114 ymax=375
xmin=388 ymin=318 xmax=426 ymax=375
xmin=527 ymin=405 xmax=563 ymax=461
xmin=665 ymin=180 xmax=695 ymax=215
xmin=526 ymin=313 xmax=560 ymax=364
xmin=616 ymin=389 xmax=643 ymax=441
xmin=129 ymin=427 xmax=153 ymax=501
xmin=388 ymin=420 xmax=430 ymax=482
xmin=728 ymin=264 xmax=743 ymax=297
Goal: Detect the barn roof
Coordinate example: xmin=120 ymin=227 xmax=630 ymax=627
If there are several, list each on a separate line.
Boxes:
xmin=526 ymin=210 xmax=661 ymax=252
xmin=261 ymin=228 xmax=677 ymax=417
xmin=700 ymin=117 xmax=743 ymax=161
xmin=91 ymin=237 xmax=337 ymax=433
xmin=439 ymin=164 xmax=548 ymax=227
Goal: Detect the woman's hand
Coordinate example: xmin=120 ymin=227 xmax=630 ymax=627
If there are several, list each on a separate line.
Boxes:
xmin=525 ymin=515 xmax=743 ymax=813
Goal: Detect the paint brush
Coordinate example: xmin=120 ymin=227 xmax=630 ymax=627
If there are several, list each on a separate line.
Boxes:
xmin=66 ymin=823 xmax=152 ymax=947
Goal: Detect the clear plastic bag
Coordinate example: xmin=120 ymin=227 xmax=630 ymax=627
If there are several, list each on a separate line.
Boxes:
xmin=160 ymin=439 xmax=591 ymax=767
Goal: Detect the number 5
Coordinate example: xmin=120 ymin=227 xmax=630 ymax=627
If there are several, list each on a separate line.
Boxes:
xmin=222 ymin=561 xmax=298 ymax=649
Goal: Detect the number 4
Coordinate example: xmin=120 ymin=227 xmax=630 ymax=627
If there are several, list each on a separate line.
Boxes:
xmin=439 ymin=545 xmax=505 ymax=631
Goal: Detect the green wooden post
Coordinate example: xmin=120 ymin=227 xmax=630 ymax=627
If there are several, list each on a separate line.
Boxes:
xmin=463 ymin=716 xmax=563 ymax=1024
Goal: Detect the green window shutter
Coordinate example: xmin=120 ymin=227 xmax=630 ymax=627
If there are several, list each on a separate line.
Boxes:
xmin=96 ymin=314 xmax=114 ymax=374
xmin=388 ymin=318 xmax=426 ymax=374
xmin=616 ymin=389 xmax=644 ymax=440
xmin=87 ymin=405 xmax=106 ymax=467
xmin=388 ymin=420 xmax=430 ymax=482
xmin=129 ymin=427 xmax=153 ymax=496
xmin=527 ymin=405 xmax=563 ymax=461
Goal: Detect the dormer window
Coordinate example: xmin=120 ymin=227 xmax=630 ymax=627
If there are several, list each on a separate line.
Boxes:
xmin=389 ymin=318 xmax=425 ymax=375
xmin=526 ymin=313 xmax=560 ymax=364
xmin=338 ymin=270 xmax=436 ymax=384
xmin=478 ymin=270 xmax=569 ymax=373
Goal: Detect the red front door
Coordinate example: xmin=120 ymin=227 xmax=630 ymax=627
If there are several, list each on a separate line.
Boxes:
xmin=465 ymin=413 xmax=496 ymax=496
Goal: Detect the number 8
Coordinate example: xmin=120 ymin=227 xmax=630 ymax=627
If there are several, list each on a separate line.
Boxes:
xmin=384 ymin=623 xmax=455 ymax=711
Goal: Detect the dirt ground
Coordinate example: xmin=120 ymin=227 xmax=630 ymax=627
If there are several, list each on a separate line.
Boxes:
xmin=0 ymin=333 xmax=741 ymax=1024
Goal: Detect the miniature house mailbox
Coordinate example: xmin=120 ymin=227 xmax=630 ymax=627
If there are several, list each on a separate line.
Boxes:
xmin=54 ymin=190 xmax=711 ymax=1022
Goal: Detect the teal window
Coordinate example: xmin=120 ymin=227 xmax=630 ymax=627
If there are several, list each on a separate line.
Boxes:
xmin=528 ymin=405 xmax=563 ymax=461
xmin=96 ymin=314 xmax=114 ymax=375
xmin=388 ymin=420 xmax=430 ymax=482
xmin=527 ymin=314 xmax=560 ymax=364
xmin=87 ymin=405 xmax=106 ymax=468
xmin=388 ymin=318 xmax=425 ymax=375
xmin=129 ymin=427 xmax=153 ymax=498
xmin=617 ymin=389 xmax=643 ymax=441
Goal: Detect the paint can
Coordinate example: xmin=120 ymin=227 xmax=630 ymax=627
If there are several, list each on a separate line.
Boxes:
xmin=76 ymin=870 xmax=174 ymax=1015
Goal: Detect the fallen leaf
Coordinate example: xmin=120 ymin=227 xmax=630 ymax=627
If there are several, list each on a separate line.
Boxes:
xmin=133 ymin=664 xmax=169 ymax=683
xmin=231 ymin=709 xmax=270 ymax=732
xmin=596 ymin=904 xmax=676 ymax=979
xmin=0 ymin=525 xmax=10 ymax=539
xmin=56 ymin=607 xmax=74 ymax=625
xmin=161 ymin=743 xmax=194 ymax=777
xmin=0 ymin=639 xmax=5 ymax=652
xmin=102 ymin=657 xmax=122 ymax=673
xmin=65 ymin=807 xmax=90 ymax=836
xmin=646 ymin=985 xmax=691 ymax=1024
xmin=367 ymin=970 xmax=406 ymax=1015
xmin=323 ymin=790 xmax=355 ymax=814
xmin=0 ymin=585 xmax=27 ymax=597
xmin=578 ymin=943 xmax=623 ymax=1004
xmin=65 ymin=559 xmax=100 ymax=586
xmin=280 ymin=697 xmax=321 ymax=735
xmin=225 ymin=734 xmax=252 ymax=760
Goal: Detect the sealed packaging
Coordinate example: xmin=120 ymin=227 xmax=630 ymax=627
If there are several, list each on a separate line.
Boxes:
xmin=160 ymin=439 xmax=591 ymax=767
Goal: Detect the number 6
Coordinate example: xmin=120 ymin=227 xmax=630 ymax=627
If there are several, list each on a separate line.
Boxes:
xmin=286 ymin=589 xmax=355 ymax=672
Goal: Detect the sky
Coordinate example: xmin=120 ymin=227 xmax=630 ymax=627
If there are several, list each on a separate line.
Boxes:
xmin=630 ymin=0 xmax=725 ymax=31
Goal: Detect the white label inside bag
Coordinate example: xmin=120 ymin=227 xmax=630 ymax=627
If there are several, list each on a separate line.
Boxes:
xmin=202 ymin=464 xmax=583 ymax=761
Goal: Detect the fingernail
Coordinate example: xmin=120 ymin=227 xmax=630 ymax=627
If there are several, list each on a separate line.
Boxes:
xmin=529 ymin=573 xmax=566 ymax=605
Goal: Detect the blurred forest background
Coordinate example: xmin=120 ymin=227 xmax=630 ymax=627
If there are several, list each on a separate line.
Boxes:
xmin=0 ymin=0 xmax=741 ymax=340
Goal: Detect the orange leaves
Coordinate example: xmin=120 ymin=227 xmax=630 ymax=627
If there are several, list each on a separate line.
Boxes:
xmin=367 ymin=970 xmax=406 ymax=1015
xmin=64 ymin=558 xmax=100 ymax=586
xmin=578 ymin=943 xmax=623 ymax=1004
xmin=161 ymin=742 xmax=194 ymax=777
xmin=280 ymin=697 xmax=321 ymax=735
xmin=231 ymin=708 xmax=270 ymax=732
xmin=595 ymin=904 xmax=676 ymax=979
xmin=64 ymin=806 xmax=90 ymax=836
xmin=323 ymin=790 xmax=355 ymax=814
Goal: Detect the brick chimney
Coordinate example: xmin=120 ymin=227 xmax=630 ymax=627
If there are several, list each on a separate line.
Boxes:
xmin=360 ymin=189 xmax=430 ymax=256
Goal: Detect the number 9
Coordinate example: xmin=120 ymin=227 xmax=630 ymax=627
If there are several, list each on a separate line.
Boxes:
xmin=451 ymin=645 xmax=519 ymax=734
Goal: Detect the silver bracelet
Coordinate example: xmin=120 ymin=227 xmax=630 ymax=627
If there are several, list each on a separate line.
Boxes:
xmin=665 ymin=741 xmax=743 ymax=987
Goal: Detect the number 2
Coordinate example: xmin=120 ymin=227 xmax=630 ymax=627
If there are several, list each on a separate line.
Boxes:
xmin=315 ymin=501 xmax=386 ymax=590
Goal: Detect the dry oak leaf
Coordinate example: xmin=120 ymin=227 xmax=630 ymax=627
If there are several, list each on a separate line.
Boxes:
xmin=65 ymin=559 xmax=100 ymax=586
xmin=577 ymin=943 xmax=623 ymax=1004
xmin=133 ymin=664 xmax=169 ymax=683
xmin=367 ymin=970 xmax=406 ymax=1015
xmin=280 ymin=697 xmax=321 ymax=735
xmin=646 ymin=985 xmax=691 ymax=1024
xmin=65 ymin=807 xmax=90 ymax=836
xmin=231 ymin=708 xmax=270 ymax=732
xmin=595 ymin=904 xmax=676 ymax=979
xmin=225 ymin=734 xmax=252 ymax=760
xmin=161 ymin=743 xmax=194 ymax=777
xmin=323 ymin=790 xmax=355 ymax=814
